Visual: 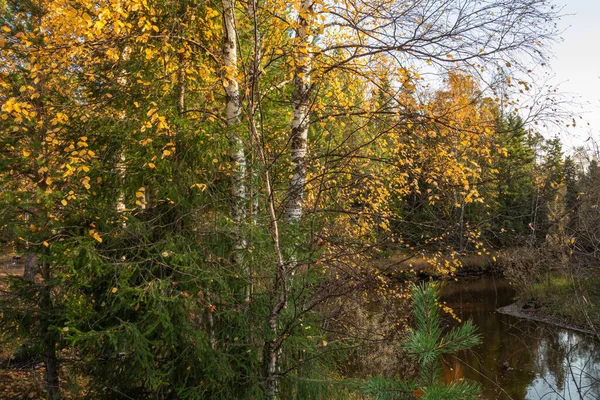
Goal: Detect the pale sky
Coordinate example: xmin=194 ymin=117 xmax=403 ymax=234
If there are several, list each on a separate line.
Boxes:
xmin=550 ymin=0 xmax=600 ymax=153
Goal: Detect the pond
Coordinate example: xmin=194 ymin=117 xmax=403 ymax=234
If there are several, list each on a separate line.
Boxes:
xmin=440 ymin=276 xmax=600 ymax=400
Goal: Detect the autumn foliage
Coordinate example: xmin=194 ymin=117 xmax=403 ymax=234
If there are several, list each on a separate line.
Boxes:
xmin=0 ymin=0 xmax=562 ymax=399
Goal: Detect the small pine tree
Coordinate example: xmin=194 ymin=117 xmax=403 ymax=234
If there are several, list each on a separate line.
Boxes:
xmin=364 ymin=282 xmax=481 ymax=400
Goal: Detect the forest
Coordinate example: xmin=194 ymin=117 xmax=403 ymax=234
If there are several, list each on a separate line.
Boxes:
xmin=0 ymin=0 xmax=598 ymax=399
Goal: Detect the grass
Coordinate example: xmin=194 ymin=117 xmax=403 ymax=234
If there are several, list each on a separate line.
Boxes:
xmin=530 ymin=272 xmax=600 ymax=330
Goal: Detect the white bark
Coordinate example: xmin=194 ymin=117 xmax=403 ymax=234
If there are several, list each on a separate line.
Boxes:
xmin=284 ymin=0 xmax=314 ymax=223
xmin=222 ymin=0 xmax=248 ymax=263
xmin=116 ymin=151 xmax=127 ymax=227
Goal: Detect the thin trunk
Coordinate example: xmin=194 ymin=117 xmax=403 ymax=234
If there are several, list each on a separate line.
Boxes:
xmin=250 ymin=117 xmax=286 ymax=400
xmin=246 ymin=8 xmax=286 ymax=389
xmin=177 ymin=53 xmax=186 ymax=120
xmin=206 ymin=290 xmax=217 ymax=350
xmin=246 ymin=0 xmax=263 ymax=304
xmin=116 ymin=151 xmax=127 ymax=227
xmin=174 ymin=52 xmax=186 ymax=233
xmin=40 ymin=260 xmax=60 ymax=399
xmin=259 ymin=4 xmax=314 ymax=396
xmin=32 ymin=22 xmax=60 ymax=396
xmin=284 ymin=0 xmax=314 ymax=223
xmin=176 ymin=51 xmax=186 ymax=161
xmin=222 ymin=0 xmax=248 ymax=278
xmin=459 ymin=198 xmax=465 ymax=251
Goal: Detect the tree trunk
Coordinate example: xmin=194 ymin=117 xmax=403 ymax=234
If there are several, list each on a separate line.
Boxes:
xmin=246 ymin=0 xmax=263 ymax=304
xmin=222 ymin=0 xmax=248 ymax=280
xmin=23 ymin=253 xmax=38 ymax=282
xmin=116 ymin=151 xmax=127 ymax=227
xmin=284 ymin=0 xmax=314 ymax=223
xmin=247 ymin=45 xmax=287 ymax=398
xmin=39 ymin=260 xmax=60 ymax=399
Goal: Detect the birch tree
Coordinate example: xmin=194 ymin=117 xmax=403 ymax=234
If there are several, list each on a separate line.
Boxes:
xmin=222 ymin=0 xmax=248 ymax=276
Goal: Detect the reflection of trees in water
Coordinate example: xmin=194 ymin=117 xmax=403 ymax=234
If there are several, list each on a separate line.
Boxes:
xmin=536 ymin=327 xmax=567 ymax=393
xmin=560 ymin=331 xmax=600 ymax=399
xmin=529 ymin=329 xmax=600 ymax=399
xmin=441 ymin=277 xmax=600 ymax=400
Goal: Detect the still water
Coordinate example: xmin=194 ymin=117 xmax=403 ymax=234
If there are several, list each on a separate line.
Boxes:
xmin=440 ymin=276 xmax=600 ymax=400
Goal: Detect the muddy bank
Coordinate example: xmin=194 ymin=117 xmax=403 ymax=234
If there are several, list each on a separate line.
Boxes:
xmin=497 ymin=301 xmax=597 ymax=337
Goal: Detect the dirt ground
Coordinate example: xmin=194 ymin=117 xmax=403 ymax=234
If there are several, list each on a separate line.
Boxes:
xmin=0 ymin=254 xmax=24 ymax=281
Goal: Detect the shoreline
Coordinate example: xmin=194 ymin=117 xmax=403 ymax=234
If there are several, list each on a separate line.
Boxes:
xmin=497 ymin=301 xmax=598 ymax=337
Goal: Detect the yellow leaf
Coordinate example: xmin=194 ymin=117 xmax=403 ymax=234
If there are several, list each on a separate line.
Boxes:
xmin=43 ymin=241 xmax=49 ymax=247
xmin=61 ymin=199 xmax=68 ymax=206
xmin=89 ymin=229 xmax=102 ymax=243
xmin=23 ymin=150 xmax=30 ymax=157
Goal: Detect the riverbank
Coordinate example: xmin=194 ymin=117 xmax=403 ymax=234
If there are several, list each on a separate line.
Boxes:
xmin=441 ymin=275 xmax=600 ymax=400
xmin=513 ymin=272 xmax=600 ymax=335
xmin=497 ymin=301 xmax=597 ymax=336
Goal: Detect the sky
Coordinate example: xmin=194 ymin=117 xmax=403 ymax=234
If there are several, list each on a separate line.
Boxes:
xmin=550 ymin=0 xmax=600 ymax=153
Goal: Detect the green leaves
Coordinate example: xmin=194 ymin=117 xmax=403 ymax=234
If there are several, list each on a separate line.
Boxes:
xmin=365 ymin=282 xmax=481 ymax=400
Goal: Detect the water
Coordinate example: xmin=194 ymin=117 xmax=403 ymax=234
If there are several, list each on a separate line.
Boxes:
xmin=440 ymin=276 xmax=600 ymax=400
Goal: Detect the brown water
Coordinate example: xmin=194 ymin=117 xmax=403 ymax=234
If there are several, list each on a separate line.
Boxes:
xmin=440 ymin=276 xmax=600 ymax=400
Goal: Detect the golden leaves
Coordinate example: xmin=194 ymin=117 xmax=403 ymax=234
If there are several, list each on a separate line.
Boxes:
xmin=135 ymin=187 xmax=145 ymax=206
xmin=82 ymin=176 xmax=91 ymax=190
xmin=89 ymin=229 xmax=103 ymax=243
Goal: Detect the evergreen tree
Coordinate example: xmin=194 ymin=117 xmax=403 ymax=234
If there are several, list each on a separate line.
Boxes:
xmin=364 ymin=282 xmax=481 ymax=400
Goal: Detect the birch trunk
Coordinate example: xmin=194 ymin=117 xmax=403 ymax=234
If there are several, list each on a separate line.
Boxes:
xmin=116 ymin=151 xmax=127 ymax=227
xmin=246 ymin=0 xmax=263 ymax=303
xmin=222 ymin=0 xmax=248 ymax=272
xmin=284 ymin=0 xmax=314 ymax=223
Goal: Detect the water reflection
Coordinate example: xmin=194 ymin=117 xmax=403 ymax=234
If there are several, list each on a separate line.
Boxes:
xmin=440 ymin=276 xmax=600 ymax=399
